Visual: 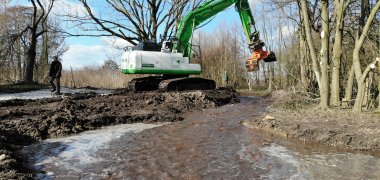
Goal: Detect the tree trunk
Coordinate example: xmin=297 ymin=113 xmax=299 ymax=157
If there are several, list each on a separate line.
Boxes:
xmin=268 ymin=63 xmax=273 ymax=92
xmin=299 ymin=18 xmax=308 ymax=90
xmin=360 ymin=0 xmax=370 ymax=28
xmin=25 ymin=31 xmax=37 ymax=83
xmin=277 ymin=21 xmax=284 ymax=89
xmin=378 ymin=62 xmax=380 ymax=110
xmin=353 ymin=79 xmax=366 ymax=111
xmin=298 ymin=0 xmax=322 ymax=91
xmin=319 ymin=0 xmax=330 ymax=108
xmin=247 ymin=76 xmax=252 ymax=91
xmin=353 ymin=60 xmax=379 ymax=112
xmin=352 ymin=1 xmax=380 ymax=112
xmin=255 ymin=71 xmax=259 ymax=86
xmin=331 ymin=0 xmax=348 ymax=106
xmin=344 ymin=65 xmax=355 ymax=103
xmin=16 ymin=36 xmax=22 ymax=81
xmin=378 ymin=21 xmax=380 ymax=111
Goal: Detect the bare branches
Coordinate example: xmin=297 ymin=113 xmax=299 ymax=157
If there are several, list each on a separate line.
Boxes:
xmin=67 ymin=0 xmax=205 ymax=45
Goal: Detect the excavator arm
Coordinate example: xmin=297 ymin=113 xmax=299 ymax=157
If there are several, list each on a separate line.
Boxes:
xmin=174 ymin=0 xmax=276 ymax=71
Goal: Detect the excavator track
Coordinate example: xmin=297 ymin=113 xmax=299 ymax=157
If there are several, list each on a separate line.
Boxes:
xmin=128 ymin=76 xmax=166 ymax=91
xmin=158 ymin=77 xmax=216 ymax=92
xmin=129 ymin=76 xmax=216 ymax=92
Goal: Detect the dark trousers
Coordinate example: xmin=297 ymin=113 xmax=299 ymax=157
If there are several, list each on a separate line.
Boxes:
xmin=50 ymin=77 xmax=61 ymax=93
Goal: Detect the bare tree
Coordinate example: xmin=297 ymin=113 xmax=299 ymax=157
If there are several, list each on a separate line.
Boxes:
xmin=351 ymin=1 xmax=380 ymax=112
xmin=330 ymin=0 xmax=351 ymax=106
xmin=22 ymin=0 xmax=55 ymax=83
xmin=319 ymin=0 xmax=330 ymax=107
xmin=69 ymin=0 xmax=204 ymax=45
xmin=298 ymin=0 xmax=330 ymax=108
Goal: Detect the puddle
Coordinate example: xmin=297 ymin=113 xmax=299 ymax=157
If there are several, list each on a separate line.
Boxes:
xmin=256 ymin=143 xmax=380 ymax=179
xmin=0 ymin=87 xmax=112 ymax=101
xmin=23 ymin=123 xmax=163 ymax=179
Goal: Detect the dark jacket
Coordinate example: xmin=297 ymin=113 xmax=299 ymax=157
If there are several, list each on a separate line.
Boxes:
xmin=49 ymin=60 xmax=62 ymax=77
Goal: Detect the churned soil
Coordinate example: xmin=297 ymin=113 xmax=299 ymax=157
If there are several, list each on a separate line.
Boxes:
xmin=0 ymin=89 xmax=237 ymax=179
xmin=244 ymin=90 xmax=380 ymax=153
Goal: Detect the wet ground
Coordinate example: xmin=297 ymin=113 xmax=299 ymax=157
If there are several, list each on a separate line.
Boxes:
xmin=0 ymin=87 xmax=111 ymax=101
xmin=0 ymin=88 xmax=235 ymax=178
xmin=23 ymin=97 xmax=380 ymax=179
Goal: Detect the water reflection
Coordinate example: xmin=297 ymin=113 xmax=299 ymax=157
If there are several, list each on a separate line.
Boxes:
xmin=257 ymin=143 xmax=380 ymax=179
xmin=23 ymin=123 xmax=162 ymax=179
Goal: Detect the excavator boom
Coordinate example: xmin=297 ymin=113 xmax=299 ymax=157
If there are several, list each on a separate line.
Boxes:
xmin=175 ymin=0 xmax=259 ymax=57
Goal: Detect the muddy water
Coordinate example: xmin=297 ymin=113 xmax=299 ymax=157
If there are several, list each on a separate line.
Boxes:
xmin=24 ymin=97 xmax=380 ymax=179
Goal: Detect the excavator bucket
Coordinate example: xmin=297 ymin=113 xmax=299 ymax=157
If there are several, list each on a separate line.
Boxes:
xmin=245 ymin=50 xmax=277 ymax=72
xmin=263 ymin=51 xmax=277 ymax=62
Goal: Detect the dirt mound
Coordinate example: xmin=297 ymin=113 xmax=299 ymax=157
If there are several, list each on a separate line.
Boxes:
xmin=0 ymin=89 xmax=236 ymax=179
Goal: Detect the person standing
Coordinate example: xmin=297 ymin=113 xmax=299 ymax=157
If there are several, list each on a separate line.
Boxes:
xmin=49 ymin=56 xmax=62 ymax=94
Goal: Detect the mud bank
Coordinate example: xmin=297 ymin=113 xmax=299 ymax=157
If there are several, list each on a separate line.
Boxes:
xmin=0 ymin=89 xmax=236 ymax=179
xmin=244 ymin=91 xmax=380 ymax=152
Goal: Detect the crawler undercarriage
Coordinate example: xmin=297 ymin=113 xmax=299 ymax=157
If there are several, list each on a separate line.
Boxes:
xmin=128 ymin=76 xmax=216 ymax=92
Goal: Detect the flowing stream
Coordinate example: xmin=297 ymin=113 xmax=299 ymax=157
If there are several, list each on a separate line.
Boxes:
xmin=23 ymin=97 xmax=380 ymax=179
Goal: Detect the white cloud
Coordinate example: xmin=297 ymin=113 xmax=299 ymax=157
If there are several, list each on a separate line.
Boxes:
xmin=101 ymin=37 xmax=133 ymax=50
xmin=61 ymin=44 xmax=125 ymax=70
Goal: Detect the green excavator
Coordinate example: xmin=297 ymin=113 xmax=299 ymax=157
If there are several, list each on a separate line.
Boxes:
xmin=121 ymin=0 xmax=276 ymax=91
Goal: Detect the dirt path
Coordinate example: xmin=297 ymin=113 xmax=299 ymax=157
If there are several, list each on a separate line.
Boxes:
xmin=0 ymin=89 xmax=236 ymax=179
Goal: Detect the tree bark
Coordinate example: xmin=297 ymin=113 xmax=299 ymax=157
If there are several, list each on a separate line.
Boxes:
xmin=377 ymin=23 xmax=380 ymax=111
xmin=319 ymin=0 xmax=330 ymax=107
xmin=378 ymin=14 xmax=380 ymax=111
xmin=25 ymin=31 xmax=37 ymax=83
xmin=353 ymin=60 xmax=379 ymax=112
xmin=331 ymin=0 xmax=350 ymax=106
xmin=352 ymin=1 xmax=380 ymax=112
xmin=299 ymin=13 xmax=308 ymax=90
xmin=16 ymin=36 xmax=22 ymax=81
xmin=378 ymin=62 xmax=380 ymax=110
xmin=298 ymin=0 xmax=321 ymax=90
xmin=268 ymin=63 xmax=273 ymax=92
xmin=344 ymin=64 xmax=355 ymax=103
